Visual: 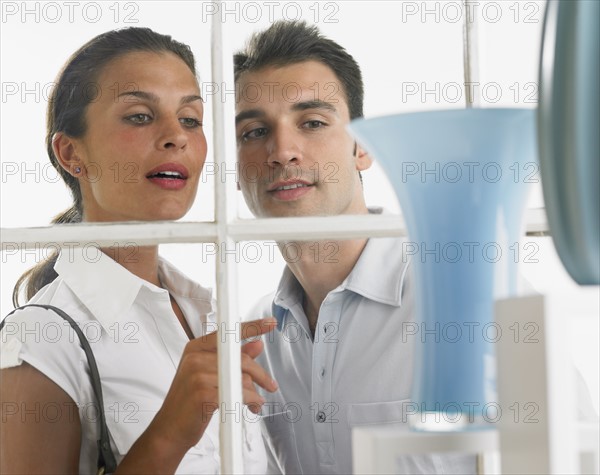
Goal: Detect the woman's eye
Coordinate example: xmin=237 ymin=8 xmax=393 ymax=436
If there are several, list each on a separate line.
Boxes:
xmin=242 ymin=127 xmax=268 ymax=141
xmin=180 ymin=117 xmax=202 ymax=128
xmin=126 ymin=113 xmax=152 ymax=125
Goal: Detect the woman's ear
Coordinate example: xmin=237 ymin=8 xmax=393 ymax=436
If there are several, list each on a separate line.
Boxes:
xmin=52 ymin=132 xmax=83 ymax=177
xmin=354 ymin=142 xmax=373 ymax=172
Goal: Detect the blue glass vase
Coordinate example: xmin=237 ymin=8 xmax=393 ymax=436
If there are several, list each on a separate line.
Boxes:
xmin=349 ymin=109 xmax=536 ymax=430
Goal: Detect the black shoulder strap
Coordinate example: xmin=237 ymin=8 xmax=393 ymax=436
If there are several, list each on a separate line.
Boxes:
xmin=1 ymin=304 xmax=117 ymax=474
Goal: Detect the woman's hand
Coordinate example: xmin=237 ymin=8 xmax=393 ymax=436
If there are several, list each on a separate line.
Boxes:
xmin=116 ymin=317 xmax=278 ymax=473
xmin=153 ymin=317 xmax=278 ymax=448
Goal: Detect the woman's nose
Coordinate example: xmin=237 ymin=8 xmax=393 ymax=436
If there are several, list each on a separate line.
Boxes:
xmin=157 ymin=118 xmax=187 ymax=150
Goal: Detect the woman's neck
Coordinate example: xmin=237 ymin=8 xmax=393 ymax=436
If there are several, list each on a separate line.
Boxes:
xmin=101 ymin=244 xmax=161 ymax=288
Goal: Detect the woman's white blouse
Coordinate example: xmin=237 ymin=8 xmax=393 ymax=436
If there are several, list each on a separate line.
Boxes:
xmin=0 ymin=248 xmax=266 ymax=474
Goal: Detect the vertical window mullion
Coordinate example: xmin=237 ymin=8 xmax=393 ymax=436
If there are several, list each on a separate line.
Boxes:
xmin=211 ymin=7 xmax=244 ymax=474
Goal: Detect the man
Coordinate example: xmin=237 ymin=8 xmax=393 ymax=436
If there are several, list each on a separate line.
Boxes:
xmin=234 ymin=21 xmax=475 ymax=474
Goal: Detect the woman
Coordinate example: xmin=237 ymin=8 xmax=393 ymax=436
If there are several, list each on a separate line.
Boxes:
xmin=0 ymin=27 xmax=277 ymax=474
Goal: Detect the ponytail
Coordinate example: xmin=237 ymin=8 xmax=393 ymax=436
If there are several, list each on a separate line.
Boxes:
xmin=12 ymin=205 xmax=82 ymax=307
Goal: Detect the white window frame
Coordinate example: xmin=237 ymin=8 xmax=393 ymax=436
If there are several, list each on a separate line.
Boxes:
xmin=0 ymin=5 xmax=550 ymax=473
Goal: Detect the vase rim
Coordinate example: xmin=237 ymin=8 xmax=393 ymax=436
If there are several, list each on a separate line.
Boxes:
xmin=350 ymin=107 xmax=535 ymax=125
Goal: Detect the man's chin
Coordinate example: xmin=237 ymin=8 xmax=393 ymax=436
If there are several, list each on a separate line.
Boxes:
xmin=252 ymin=196 xmax=332 ymax=218
xmin=258 ymin=209 xmax=328 ymax=219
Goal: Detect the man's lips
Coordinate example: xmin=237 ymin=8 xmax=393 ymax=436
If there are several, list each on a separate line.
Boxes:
xmin=267 ymin=180 xmax=314 ymax=200
xmin=267 ymin=180 xmax=313 ymax=192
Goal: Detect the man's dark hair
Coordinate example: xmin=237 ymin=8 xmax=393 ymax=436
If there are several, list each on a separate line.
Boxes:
xmin=234 ymin=21 xmax=364 ymax=119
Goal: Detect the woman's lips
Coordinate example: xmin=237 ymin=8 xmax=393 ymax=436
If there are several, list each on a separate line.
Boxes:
xmin=147 ymin=175 xmax=187 ymax=190
xmin=146 ymin=162 xmax=189 ymax=190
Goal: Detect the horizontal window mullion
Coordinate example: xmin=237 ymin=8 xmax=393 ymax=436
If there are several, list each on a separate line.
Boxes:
xmin=229 ymin=208 xmax=548 ymax=241
xmin=0 ymin=221 xmax=218 ymax=250
xmin=0 ymin=208 xmax=549 ymax=251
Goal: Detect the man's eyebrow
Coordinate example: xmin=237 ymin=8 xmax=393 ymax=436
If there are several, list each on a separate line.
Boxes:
xmin=117 ymin=91 xmax=203 ymax=105
xmin=235 ymin=101 xmax=337 ymax=124
xmin=292 ymin=100 xmax=338 ymax=114
xmin=235 ymin=109 xmax=265 ymax=125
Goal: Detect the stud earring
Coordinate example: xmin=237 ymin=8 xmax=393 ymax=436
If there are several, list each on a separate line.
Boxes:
xmin=74 ymin=166 xmax=81 ymax=174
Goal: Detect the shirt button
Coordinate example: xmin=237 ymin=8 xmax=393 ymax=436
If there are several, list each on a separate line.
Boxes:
xmin=316 ymin=411 xmax=326 ymax=423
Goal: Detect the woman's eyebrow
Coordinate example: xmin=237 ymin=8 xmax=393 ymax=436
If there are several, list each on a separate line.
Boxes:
xmin=182 ymin=95 xmax=203 ymax=105
xmin=117 ymin=90 xmax=159 ymax=102
xmin=115 ymin=91 xmax=203 ymax=105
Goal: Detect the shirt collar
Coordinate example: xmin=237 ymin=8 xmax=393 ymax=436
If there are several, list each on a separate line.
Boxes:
xmin=54 ymin=247 xmax=147 ymax=332
xmin=54 ymin=248 xmax=213 ymax=332
xmin=158 ymin=258 xmax=214 ymax=317
xmin=271 ymin=208 xmax=410 ymax=328
xmin=158 ymin=259 xmax=215 ymax=339
xmin=343 ymin=236 xmax=410 ymax=307
xmin=272 ymin=266 xmax=303 ymax=330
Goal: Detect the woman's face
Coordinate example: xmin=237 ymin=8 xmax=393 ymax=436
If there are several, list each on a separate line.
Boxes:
xmin=69 ymin=51 xmax=207 ymax=222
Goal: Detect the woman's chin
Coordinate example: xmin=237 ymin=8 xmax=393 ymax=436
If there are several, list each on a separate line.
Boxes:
xmin=83 ymin=214 xmax=187 ymax=223
xmin=146 ymin=201 xmax=193 ymax=222
xmin=142 ymin=210 xmax=188 ymax=222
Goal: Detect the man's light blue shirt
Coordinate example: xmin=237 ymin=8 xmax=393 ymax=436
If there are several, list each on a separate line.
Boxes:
xmin=249 ymin=235 xmax=476 ymax=474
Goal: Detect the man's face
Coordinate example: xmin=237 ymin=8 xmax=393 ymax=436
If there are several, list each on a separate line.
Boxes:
xmin=235 ymin=60 xmax=371 ymax=218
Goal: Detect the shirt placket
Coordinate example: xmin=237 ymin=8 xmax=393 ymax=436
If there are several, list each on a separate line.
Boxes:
xmin=311 ymin=291 xmax=343 ymax=470
xmin=148 ymin=294 xmax=187 ymax=368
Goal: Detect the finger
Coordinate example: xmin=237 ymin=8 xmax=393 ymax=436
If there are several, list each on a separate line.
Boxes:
xmin=245 ymin=401 xmax=264 ymax=415
xmin=243 ymin=389 xmax=265 ymax=414
xmin=188 ymin=318 xmax=277 ymax=352
xmin=241 ymin=339 xmax=264 ymax=359
xmin=179 ymin=351 xmax=218 ymax=377
xmin=241 ymin=318 xmax=277 ymax=341
xmin=188 ymin=331 xmax=219 ymax=352
xmin=242 ymin=373 xmax=254 ymax=391
xmin=241 ymin=355 xmax=278 ymax=393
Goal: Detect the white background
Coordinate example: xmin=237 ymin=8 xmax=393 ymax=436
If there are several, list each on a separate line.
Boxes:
xmin=1 ymin=1 xmax=597 ymax=412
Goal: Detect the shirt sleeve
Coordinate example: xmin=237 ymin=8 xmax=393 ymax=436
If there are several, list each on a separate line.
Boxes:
xmin=0 ymin=307 xmax=87 ymax=405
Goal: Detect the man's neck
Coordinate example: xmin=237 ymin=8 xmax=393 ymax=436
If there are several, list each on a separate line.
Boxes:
xmin=281 ymin=237 xmax=368 ymax=336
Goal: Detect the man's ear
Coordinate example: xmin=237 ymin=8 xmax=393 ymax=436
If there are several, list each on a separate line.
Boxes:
xmin=354 ymin=142 xmax=372 ymax=172
xmin=52 ymin=132 xmax=84 ymax=177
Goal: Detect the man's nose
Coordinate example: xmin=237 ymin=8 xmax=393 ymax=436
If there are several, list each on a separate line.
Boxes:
xmin=266 ymin=128 xmax=302 ymax=166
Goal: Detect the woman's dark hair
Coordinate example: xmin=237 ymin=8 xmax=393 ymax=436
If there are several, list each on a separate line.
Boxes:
xmin=13 ymin=27 xmax=197 ymax=307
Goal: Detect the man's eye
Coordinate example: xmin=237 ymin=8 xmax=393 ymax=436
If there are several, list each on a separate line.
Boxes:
xmin=126 ymin=113 xmax=152 ymax=124
xmin=303 ymin=120 xmax=325 ymax=129
xmin=180 ymin=117 xmax=202 ymax=128
xmin=242 ymin=127 xmax=268 ymax=140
